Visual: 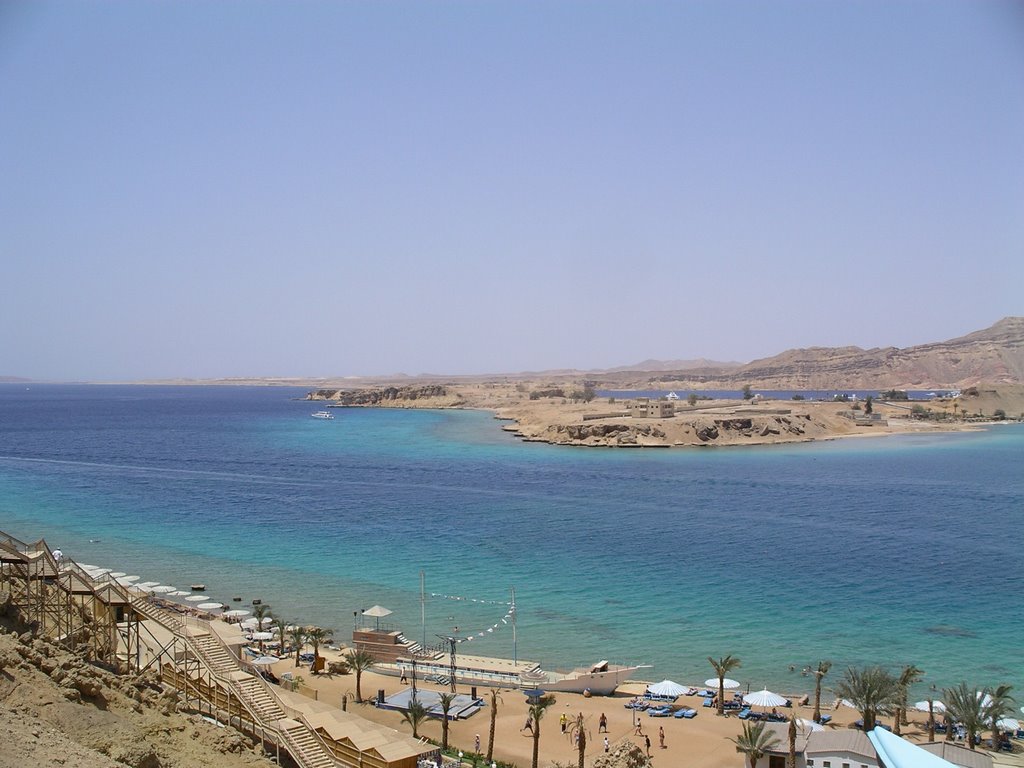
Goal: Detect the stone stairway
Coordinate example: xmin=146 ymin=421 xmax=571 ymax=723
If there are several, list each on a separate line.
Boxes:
xmin=280 ymin=719 xmax=337 ymax=768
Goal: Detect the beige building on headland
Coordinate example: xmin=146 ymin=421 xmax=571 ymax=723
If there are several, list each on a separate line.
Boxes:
xmin=628 ymin=397 xmax=675 ymax=418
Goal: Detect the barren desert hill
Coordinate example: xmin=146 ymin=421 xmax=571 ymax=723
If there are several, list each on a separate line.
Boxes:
xmin=602 ymin=317 xmax=1024 ymax=390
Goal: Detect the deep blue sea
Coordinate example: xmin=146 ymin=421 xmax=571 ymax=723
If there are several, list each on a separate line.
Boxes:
xmin=1 ymin=384 xmax=1021 ymax=698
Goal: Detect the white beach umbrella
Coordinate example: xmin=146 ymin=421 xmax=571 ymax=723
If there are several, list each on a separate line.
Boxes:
xmin=136 ymin=585 xmax=156 ymax=593
xmin=1020 ymin=706 xmax=1024 ymax=715
xmin=705 ymin=677 xmax=740 ymax=690
xmin=223 ymin=609 xmax=250 ymax=617
xmin=185 ymin=594 xmax=209 ymax=602
xmin=250 ymin=631 xmax=274 ymax=641
xmin=150 ymin=585 xmax=176 ymax=594
xmin=647 ymin=680 xmax=688 ymax=698
xmin=109 ymin=571 xmax=127 ymax=578
xmin=197 ymin=602 xmax=223 ymax=610
xmin=914 ymin=700 xmax=946 ymax=713
xmin=996 ymin=718 xmax=1019 ymax=731
xmin=136 ymin=581 xmax=160 ymax=588
xmin=120 ymin=575 xmax=140 ymax=582
xmin=249 ymin=656 xmax=280 ymax=666
xmin=744 ymin=689 xmax=788 ymax=708
xmin=168 ymin=590 xmax=192 ymax=597
xmin=240 ymin=618 xmax=258 ymax=629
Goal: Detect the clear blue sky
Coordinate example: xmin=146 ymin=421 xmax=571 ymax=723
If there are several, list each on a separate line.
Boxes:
xmin=2 ymin=1 xmax=1022 ymax=380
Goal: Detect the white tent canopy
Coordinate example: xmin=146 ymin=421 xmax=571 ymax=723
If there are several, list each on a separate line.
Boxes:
xmin=914 ymin=700 xmax=946 ymax=713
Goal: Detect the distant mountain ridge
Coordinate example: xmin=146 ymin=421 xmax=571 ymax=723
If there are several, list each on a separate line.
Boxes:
xmin=603 ymin=317 xmax=1024 ymax=389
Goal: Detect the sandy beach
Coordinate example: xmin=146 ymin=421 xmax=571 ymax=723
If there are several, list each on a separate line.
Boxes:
xmin=253 ymin=645 xmax=959 ymax=768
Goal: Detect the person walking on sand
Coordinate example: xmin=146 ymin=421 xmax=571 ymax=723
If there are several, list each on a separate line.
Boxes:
xmin=475 ymin=734 xmax=480 ymax=753
xmin=634 ymin=719 xmax=643 ymax=736
xmin=522 ymin=715 xmax=533 ymax=734
xmin=659 ymin=726 xmax=665 ymax=749
xmin=604 ymin=736 xmax=610 ymax=753
xmin=560 ymin=713 xmax=567 ymax=733
xmin=599 ymin=712 xmax=608 ymax=733
xmin=645 ymin=734 xmax=651 ymax=757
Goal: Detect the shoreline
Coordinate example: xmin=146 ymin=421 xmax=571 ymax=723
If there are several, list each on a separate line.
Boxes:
xmin=308 ymin=383 xmax=1012 ymax=449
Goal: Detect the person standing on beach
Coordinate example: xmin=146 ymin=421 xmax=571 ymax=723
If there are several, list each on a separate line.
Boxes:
xmin=560 ymin=713 xmax=567 ymax=733
xmin=604 ymin=736 xmax=610 ymax=753
xmin=659 ymin=726 xmax=665 ymax=749
xmin=599 ymin=712 xmax=608 ymax=732
xmin=645 ymin=734 xmax=651 ymax=756
xmin=634 ymin=719 xmax=643 ymax=736
xmin=475 ymin=734 xmax=480 ymax=753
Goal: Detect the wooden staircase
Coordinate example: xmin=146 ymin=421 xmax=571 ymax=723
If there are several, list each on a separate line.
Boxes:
xmin=134 ymin=598 xmax=338 ymax=768
xmin=281 ymin=719 xmax=337 ymax=768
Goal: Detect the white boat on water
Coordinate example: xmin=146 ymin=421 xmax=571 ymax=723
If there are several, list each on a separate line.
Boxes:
xmin=311 ymin=411 xmax=335 ymax=420
xmin=519 ymin=660 xmax=649 ymax=695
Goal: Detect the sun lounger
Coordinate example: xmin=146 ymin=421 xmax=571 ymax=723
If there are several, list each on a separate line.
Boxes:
xmin=648 ymin=706 xmax=673 ymax=717
xmin=818 ymin=715 xmax=832 ymax=725
xmin=697 ymin=689 xmax=714 ymax=697
xmin=738 ymin=708 xmax=752 ymax=720
xmin=702 ymin=697 xmax=714 ymax=708
xmin=675 ymin=708 xmax=697 ymax=719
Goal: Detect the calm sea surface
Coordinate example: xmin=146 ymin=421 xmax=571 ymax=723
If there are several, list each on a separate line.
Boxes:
xmin=1 ymin=384 xmax=1021 ymax=698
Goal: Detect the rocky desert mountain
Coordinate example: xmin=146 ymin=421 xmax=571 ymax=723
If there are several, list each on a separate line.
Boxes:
xmin=603 ymin=317 xmax=1024 ymax=390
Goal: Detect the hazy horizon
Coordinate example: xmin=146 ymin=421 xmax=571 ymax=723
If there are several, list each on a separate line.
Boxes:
xmin=2 ymin=2 xmax=1022 ymax=380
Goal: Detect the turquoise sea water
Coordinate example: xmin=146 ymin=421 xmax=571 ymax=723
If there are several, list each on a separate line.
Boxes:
xmin=1 ymin=384 xmax=1021 ymax=698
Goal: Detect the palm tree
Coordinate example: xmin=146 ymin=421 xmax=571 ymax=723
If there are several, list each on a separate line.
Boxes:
xmin=286 ymin=625 xmax=306 ymax=667
xmin=787 ymin=716 xmax=797 ymax=768
xmin=486 ymin=688 xmax=503 ymax=764
xmin=812 ymin=661 xmax=832 ymax=723
xmin=833 ymin=666 xmax=899 ymax=731
xmin=894 ymin=665 xmax=924 ymax=735
xmin=252 ymin=604 xmax=273 ymax=652
xmin=943 ymin=683 xmax=987 ymax=750
xmin=708 ymin=655 xmax=742 ymax=715
xmin=347 ymin=648 xmax=377 ymax=702
xmin=438 ymin=692 xmax=457 ymax=751
xmin=529 ymin=694 xmax=557 ymax=768
xmin=271 ymin=616 xmax=288 ymax=660
xmin=401 ymin=700 xmax=428 ymax=739
xmin=304 ymin=626 xmax=332 ymax=674
xmin=984 ymin=684 xmax=1015 ymax=748
xmin=730 ymin=721 xmax=781 ymax=768
xmin=567 ymin=712 xmax=588 ymax=768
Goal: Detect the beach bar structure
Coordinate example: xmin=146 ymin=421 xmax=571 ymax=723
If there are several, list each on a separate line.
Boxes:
xmin=0 ymin=530 xmax=438 ymax=768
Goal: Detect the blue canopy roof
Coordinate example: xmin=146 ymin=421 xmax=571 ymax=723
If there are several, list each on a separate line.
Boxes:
xmin=868 ymin=727 xmax=960 ymax=768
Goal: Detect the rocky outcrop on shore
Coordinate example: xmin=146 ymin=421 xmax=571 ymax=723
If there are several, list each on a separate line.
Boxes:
xmin=307 ymin=384 xmax=463 ymax=408
xmin=505 ymin=410 xmax=834 ymax=447
xmin=0 ymin=628 xmax=275 ymax=768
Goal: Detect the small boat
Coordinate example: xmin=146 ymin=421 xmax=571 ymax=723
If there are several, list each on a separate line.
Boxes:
xmin=191 ymin=584 xmax=206 ymax=591
xmin=519 ymin=660 xmax=650 ymax=695
xmin=311 ymin=411 xmax=335 ymax=420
